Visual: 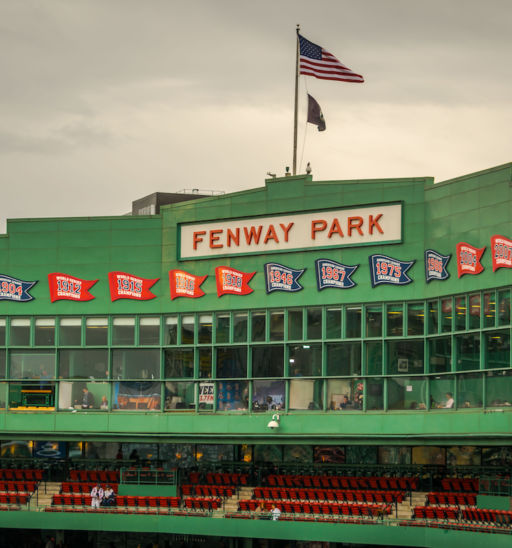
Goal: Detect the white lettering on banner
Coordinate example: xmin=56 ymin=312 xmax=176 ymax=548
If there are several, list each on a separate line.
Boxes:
xmin=179 ymin=204 xmax=402 ymax=259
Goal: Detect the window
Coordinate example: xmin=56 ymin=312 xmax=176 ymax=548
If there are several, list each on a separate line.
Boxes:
xmin=10 ymin=319 xmax=30 ymax=346
xmin=58 ymin=381 xmax=109 ymax=411
xmin=198 ymin=348 xmax=212 ymax=379
xmin=387 ymin=340 xmax=424 ymax=375
xmin=365 ymin=341 xmax=383 ymax=375
xmin=289 ymin=379 xmax=323 ymax=410
xmin=387 ymin=377 xmax=427 ymax=410
xmin=215 ymin=314 xmax=230 ymax=344
xmin=233 ymin=313 xmax=248 ymax=343
xmin=181 ymin=315 xmax=195 ymax=344
xmin=35 ymin=318 xmax=55 ymax=346
xmin=407 ymin=303 xmax=424 ymax=336
xmin=139 ymin=317 xmax=160 ymax=345
xmin=251 ymin=312 xmax=266 ymax=342
xmin=164 ymin=348 xmax=194 ymax=378
xmin=366 ymin=306 xmax=382 ymax=337
xmin=252 ymin=346 xmax=284 ymax=377
xmin=10 ymin=350 xmax=55 ymax=379
xmin=217 ymin=381 xmax=248 ymax=411
xmin=456 ymin=333 xmax=480 ymax=371
xmin=455 ymin=296 xmax=466 ymax=331
xmin=429 ymin=337 xmax=451 ymax=373
xmin=112 ymin=349 xmax=160 ymax=380
xmin=198 ymin=315 xmax=212 ymax=344
xmin=486 ymin=370 xmax=512 ymax=408
xmin=289 ymin=344 xmax=321 ymax=376
xmin=468 ymin=294 xmax=481 ymax=329
xmin=113 ymin=381 xmax=161 ymax=411
xmin=216 ymin=347 xmax=247 ymax=378
xmin=326 ymin=308 xmax=341 ymax=339
xmin=165 ymin=381 xmax=195 ymax=411
xmin=345 ymin=307 xmax=361 ymax=338
xmin=428 ymin=301 xmax=438 ymax=335
xmin=113 ymin=318 xmax=135 ymax=345
xmin=307 ymin=308 xmax=322 ymax=340
xmin=326 ymin=342 xmax=361 ymax=376
xmin=59 ymin=349 xmax=108 ymax=379
xmin=498 ymin=289 xmax=510 ymax=326
xmin=484 ymin=330 xmax=510 ymax=369
xmin=59 ymin=318 xmax=82 ymax=346
xmin=0 ymin=319 xmax=5 ymax=346
xmin=165 ymin=316 xmax=178 ymax=345
xmin=288 ymin=309 xmax=303 ymax=340
xmin=252 ymin=379 xmax=285 ymax=411
xmin=430 ymin=375 xmax=455 ymax=409
xmin=269 ymin=311 xmax=284 ymax=341
xmin=483 ymin=292 xmax=496 ymax=328
xmin=441 ymin=298 xmax=453 ymax=332
xmin=85 ymin=317 xmax=108 ymax=345
xmin=457 ymin=373 xmax=482 ymax=408
xmin=387 ymin=305 xmax=403 ymax=337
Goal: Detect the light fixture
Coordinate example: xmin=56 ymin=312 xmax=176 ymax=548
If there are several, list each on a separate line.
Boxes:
xmin=267 ymin=414 xmax=280 ymax=430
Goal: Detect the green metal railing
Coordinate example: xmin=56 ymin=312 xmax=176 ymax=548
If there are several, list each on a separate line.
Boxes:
xmin=120 ymin=467 xmax=177 ymax=486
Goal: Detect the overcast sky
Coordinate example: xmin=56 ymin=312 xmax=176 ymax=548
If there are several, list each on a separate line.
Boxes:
xmin=1 ymin=0 xmax=511 ymax=232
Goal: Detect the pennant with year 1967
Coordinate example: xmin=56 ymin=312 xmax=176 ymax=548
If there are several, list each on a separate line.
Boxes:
xmin=315 ymin=259 xmax=358 ymax=290
xmin=265 ymin=263 xmax=305 ymax=293
xmin=369 ymin=254 xmax=415 ymax=287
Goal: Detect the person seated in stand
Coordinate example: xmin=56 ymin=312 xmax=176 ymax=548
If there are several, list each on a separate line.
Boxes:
xmin=443 ymin=392 xmax=454 ymax=408
xmin=102 ymin=485 xmax=116 ymax=506
xmin=339 ymin=395 xmax=352 ymax=409
xmin=270 ymin=503 xmax=281 ymax=521
xmin=82 ymin=387 xmax=95 ymax=409
xmin=100 ymin=395 xmax=108 ymax=410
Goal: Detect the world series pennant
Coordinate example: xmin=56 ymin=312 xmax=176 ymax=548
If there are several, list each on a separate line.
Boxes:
xmin=491 ymin=235 xmax=512 ymax=271
xmin=108 ymin=271 xmax=159 ymax=301
xmin=369 ymin=255 xmax=414 ymax=287
xmin=456 ymin=242 xmax=485 ymax=278
xmin=0 ymin=274 xmax=37 ymax=302
xmin=265 ymin=263 xmax=305 ymax=293
xmin=169 ymin=270 xmax=207 ymax=299
xmin=315 ymin=259 xmax=358 ymax=290
xmin=48 ymin=273 xmax=98 ymax=302
xmin=424 ymin=250 xmax=451 ymax=282
xmin=215 ymin=266 xmax=255 ymax=296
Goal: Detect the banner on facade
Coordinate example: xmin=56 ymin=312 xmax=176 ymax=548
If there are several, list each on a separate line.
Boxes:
xmin=491 ymin=235 xmax=512 ymax=271
xmin=315 ymin=259 xmax=358 ymax=290
xmin=215 ymin=267 xmax=255 ymax=296
xmin=108 ymin=272 xmax=158 ymax=301
xmin=456 ymin=242 xmax=485 ymax=278
xmin=199 ymin=383 xmax=215 ymax=404
xmin=0 ymin=274 xmax=37 ymax=302
xmin=369 ymin=255 xmax=414 ymax=287
xmin=424 ymin=250 xmax=451 ymax=282
xmin=264 ymin=263 xmax=305 ymax=293
xmin=48 ymin=273 xmax=98 ymax=302
xmin=169 ymin=270 xmax=207 ymax=299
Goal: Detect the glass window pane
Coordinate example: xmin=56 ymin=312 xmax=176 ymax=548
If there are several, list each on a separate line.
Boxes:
xmin=455 ymin=296 xmax=466 ymax=331
xmin=407 ymin=303 xmax=424 ymax=336
xmin=9 ymin=381 xmax=55 ymax=409
xmin=0 ymin=349 xmax=5 ymax=378
xmin=198 ymin=314 xmax=212 ymax=344
xmin=217 ymin=381 xmax=248 ymax=411
xmin=181 ymin=315 xmax=195 ymax=344
xmin=289 ymin=379 xmax=323 ymax=410
xmin=327 ymin=379 xmax=361 ymax=411
xmin=387 ymin=305 xmax=403 ymax=337
xmin=217 ymin=347 xmax=247 ymax=378
xmin=429 ymin=337 xmax=451 ymax=373
xmin=0 ymin=382 xmax=6 ymax=408
xmin=113 ymin=317 xmax=135 ymax=346
xmin=457 ymin=372 xmax=482 ymax=408
xmin=164 ymin=348 xmax=194 ymax=378
xmin=468 ymin=294 xmax=481 ymax=329
xmin=165 ymin=381 xmax=195 ymax=411
xmin=289 ymin=344 xmax=322 ymax=377
xmin=441 ymin=298 xmax=453 ymax=333
xmin=251 ymin=312 xmax=266 ymax=342
xmin=307 ymin=308 xmax=322 ymax=340
xmin=366 ymin=306 xmax=382 ymax=337
xmin=365 ymin=341 xmax=382 ymax=375
xmin=346 ymin=307 xmax=361 ymax=338
xmin=165 ymin=316 xmax=177 ymax=345
xmin=366 ymin=379 xmax=383 ymax=410
xmin=486 ymin=369 xmax=512 ymax=408
xmin=35 ymin=318 xmax=55 ymax=346
xmin=252 ymin=346 xmax=284 ymax=377
xmin=252 ymin=380 xmax=285 ymax=411
xmin=326 ymin=308 xmax=341 ymax=339
xmin=139 ymin=317 xmax=160 ymax=345
xmin=387 ymin=377 xmax=427 ymax=410
xmin=112 ymin=349 xmax=160 ymax=380
xmin=484 ymin=292 xmax=496 ymax=328
xmin=233 ymin=313 xmax=248 ymax=342
xmin=10 ymin=350 xmax=55 ymax=379
xmin=10 ymin=318 xmax=31 ymax=346
xmin=85 ymin=317 xmax=108 ymax=346
xmin=199 ymin=348 xmax=212 ymax=379
xmin=59 ymin=318 xmax=81 ymax=346
xmin=498 ymin=289 xmax=510 ymax=326
xmin=59 ymin=349 xmax=108 ymax=379
xmin=269 ymin=311 xmax=284 ymax=341
xmin=484 ymin=330 xmax=510 ymax=369
xmin=58 ymin=381 xmax=109 ymax=411
xmin=215 ymin=314 xmax=230 ymax=344
xmin=0 ymin=319 xmax=5 ymax=346
xmin=387 ymin=340 xmax=424 ymax=375
xmin=456 ymin=333 xmax=480 ymax=371
xmin=288 ymin=309 xmax=303 ymax=340
xmin=428 ymin=301 xmax=438 ymax=335
xmin=326 ymin=342 xmax=361 ymax=376
xmin=430 ymin=375 xmax=455 ymax=409
xmin=113 ymin=381 xmax=161 ymax=411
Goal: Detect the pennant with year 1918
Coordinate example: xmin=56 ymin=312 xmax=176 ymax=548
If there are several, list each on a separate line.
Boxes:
xmin=215 ymin=266 xmax=255 ymax=297
xmin=265 ymin=263 xmax=305 ymax=293
xmin=424 ymin=250 xmax=451 ymax=283
xmin=315 ymin=259 xmax=358 ymax=290
xmin=369 ymin=255 xmax=415 ymax=288
xmin=0 ymin=273 xmax=37 ymax=302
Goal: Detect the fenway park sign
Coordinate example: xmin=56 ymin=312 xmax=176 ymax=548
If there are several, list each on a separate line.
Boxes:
xmin=179 ymin=203 xmax=402 ymax=259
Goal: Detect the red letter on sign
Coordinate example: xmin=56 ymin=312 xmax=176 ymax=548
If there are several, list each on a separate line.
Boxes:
xmin=193 ymin=231 xmax=206 ymax=250
xmin=311 ymin=220 xmax=327 ymax=240
xmin=369 ymin=214 xmax=384 ymax=234
xmin=347 ymin=217 xmax=364 ymax=236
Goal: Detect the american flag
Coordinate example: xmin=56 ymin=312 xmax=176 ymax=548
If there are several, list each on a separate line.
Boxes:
xmin=298 ymin=34 xmax=364 ymax=83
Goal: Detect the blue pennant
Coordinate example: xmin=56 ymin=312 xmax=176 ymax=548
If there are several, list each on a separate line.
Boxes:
xmin=369 ymin=255 xmax=415 ymax=287
xmin=264 ymin=263 xmax=305 ymax=293
xmin=0 ymin=274 xmax=37 ymax=302
xmin=425 ymin=249 xmax=451 ymax=282
xmin=315 ymin=259 xmax=358 ymax=290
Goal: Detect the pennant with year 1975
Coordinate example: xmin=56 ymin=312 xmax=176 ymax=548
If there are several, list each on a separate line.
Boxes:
xmin=315 ymin=259 xmax=358 ymax=290
xmin=369 ymin=255 xmax=415 ymax=288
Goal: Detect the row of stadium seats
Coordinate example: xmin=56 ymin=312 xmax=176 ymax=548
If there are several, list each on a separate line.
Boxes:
xmin=69 ymin=470 xmax=119 ymax=483
xmin=461 ymin=507 xmax=512 ymax=525
xmin=53 ymin=494 xmax=180 ymax=508
xmin=253 ymin=487 xmax=404 ymax=503
xmin=414 ymin=506 xmax=460 ymax=521
xmin=0 ymin=481 xmax=38 ymax=494
xmin=189 ymin=472 xmax=249 ymax=486
xmin=265 ymin=474 xmax=418 ymax=491
xmin=181 ymin=484 xmax=235 ymax=497
xmin=0 ymin=493 xmax=31 ymax=505
xmin=440 ymin=478 xmax=479 ymax=492
xmin=183 ymin=498 xmax=222 ymax=511
xmin=426 ymin=491 xmax=477 ymax=506
xmin=0 ymin=469 xmax=43 ymax=481
xmin=61 ymin=482 xmax=119 ymax=494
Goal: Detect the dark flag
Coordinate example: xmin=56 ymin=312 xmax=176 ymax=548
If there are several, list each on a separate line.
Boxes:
xmin=307 ymin=94 xmax=326 ymax=131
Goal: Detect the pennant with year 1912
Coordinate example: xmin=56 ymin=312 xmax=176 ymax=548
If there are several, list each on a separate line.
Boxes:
xmin=315 ymin=259 xmax=358 ymax=290
xmin=0 ymin=274 xmax=37 ymax=302
xmin=424 ymin=250 xmax=451 ymax=283
xmin=264 ymin=263 xmax=305 ymax=293
xmin=369 ymin=254 xmax=415 ymax=288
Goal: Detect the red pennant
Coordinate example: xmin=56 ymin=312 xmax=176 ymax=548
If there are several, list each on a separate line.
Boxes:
xmin=456 ymin=242 xmax=485 ymax=278
xmin=491 ymin=235 xmax=512 ymax=271
xmin=108 ymin=271 xmax=158 ymax=301
xmin=48 ymin=273 xmax=98 ymax=302
xmin=169 ymin=270 xmax=207 ymax=299
xmin=215 ymin=266 xmax=255 ymax=296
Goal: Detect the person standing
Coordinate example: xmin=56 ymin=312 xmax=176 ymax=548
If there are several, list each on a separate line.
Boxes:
xmin=90 ymin=483 xmax=103 ymax=508
xmin=82 ymin=387 xmax=95 ymax=409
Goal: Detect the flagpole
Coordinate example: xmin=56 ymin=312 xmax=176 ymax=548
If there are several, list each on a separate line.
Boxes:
xmin=292 ymin=24 xmax=300 ymax=175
